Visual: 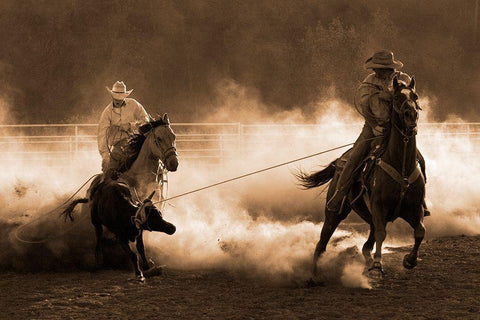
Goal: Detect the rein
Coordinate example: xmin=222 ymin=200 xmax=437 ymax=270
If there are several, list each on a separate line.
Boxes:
xmin=151 ymin=126 xmax=178 ymax=165
xmin=155 ymin=163 xmax=168 ymax=211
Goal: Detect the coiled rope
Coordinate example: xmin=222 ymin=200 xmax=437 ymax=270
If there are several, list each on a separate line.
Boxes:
xmin=14 ymin=174 xmax=98 ymax=244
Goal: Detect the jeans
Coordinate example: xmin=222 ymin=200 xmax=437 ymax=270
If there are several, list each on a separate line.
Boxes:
xmin=336 ymin=123 xmax=376 ymax=192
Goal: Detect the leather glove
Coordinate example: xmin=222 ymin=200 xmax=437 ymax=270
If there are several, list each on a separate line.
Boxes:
xmin=119 ymin=122 xmax=131 ymax=132
xmin=373 ymin=125 xmax=385 ymax=135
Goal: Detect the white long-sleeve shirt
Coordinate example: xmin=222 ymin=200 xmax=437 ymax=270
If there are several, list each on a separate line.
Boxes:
xmin=97 ymin=98 xmax=149 ymax=159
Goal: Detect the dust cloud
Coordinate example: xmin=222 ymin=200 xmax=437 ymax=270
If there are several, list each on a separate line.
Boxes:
xmin=1 ymin=82 xmax=479 ymax=288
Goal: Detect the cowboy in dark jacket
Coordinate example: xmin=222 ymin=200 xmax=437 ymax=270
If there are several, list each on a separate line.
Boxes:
xmin=327 ymin=50 xmax=429 ymax=215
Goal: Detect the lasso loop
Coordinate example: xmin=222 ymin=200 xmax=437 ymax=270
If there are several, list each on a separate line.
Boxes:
xmin=14 ymin=174 xmax=98 ymax=244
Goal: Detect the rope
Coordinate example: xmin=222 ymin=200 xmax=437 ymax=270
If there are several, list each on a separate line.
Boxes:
xmin=13 ymin=174 xmax=98 ymax=244
xmin=153 ymin=142 xmax=356 ymax=205
xmin=12 ymin=137 xmax=378 ymax=243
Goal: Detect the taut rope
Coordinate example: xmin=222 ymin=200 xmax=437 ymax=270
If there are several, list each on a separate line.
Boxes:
xmin=153 ymin=142 xmax=357 ymax=205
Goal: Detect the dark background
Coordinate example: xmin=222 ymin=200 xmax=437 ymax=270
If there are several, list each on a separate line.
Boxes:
xmin=1 ymin=0 xmax=479 ymax=123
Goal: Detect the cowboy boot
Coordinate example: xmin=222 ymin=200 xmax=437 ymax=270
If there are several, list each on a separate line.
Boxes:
xmin=326 ymin=187 xmax=348 ymax=212
xmin=423 ymin=200 xmax=430 ymax=217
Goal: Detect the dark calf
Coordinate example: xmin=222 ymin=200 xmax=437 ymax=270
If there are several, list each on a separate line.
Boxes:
xmin=62 ymin=180 xmax=175 ymax=280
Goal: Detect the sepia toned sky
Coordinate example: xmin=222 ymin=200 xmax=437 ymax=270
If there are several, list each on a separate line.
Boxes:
xmin=0 ymin=0 xmax=479 ymax=123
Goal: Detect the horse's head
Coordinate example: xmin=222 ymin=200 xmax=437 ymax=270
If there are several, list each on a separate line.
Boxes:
xmin=134 ymin=191 xmax=176 ymax=235
xmin=392 ymin=76 xmax=421 ymax=137
xmin=142 ymin=113 xmax=179 ymax=172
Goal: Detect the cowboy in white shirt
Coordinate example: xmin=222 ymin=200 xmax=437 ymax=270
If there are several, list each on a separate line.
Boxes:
xmin=98 ymin=81 xmax=150 ymax=174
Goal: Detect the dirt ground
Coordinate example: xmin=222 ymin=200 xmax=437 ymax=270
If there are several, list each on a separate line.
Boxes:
xmin=0 ymin=235 xmax=479 ymax=320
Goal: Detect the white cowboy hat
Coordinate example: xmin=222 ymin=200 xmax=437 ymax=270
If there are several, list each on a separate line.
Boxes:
xmin=106 ymin=81 xmax=133 ymax=99
xmin=364 ymin=50 xmax=403 ymax=70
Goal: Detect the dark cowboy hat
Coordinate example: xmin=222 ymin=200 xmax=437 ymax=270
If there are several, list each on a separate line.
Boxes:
xmin=364 ymin=50 xmax=403 ymax=70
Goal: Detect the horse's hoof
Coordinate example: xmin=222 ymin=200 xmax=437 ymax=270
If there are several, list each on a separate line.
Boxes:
xmin=368 ymin=262 xmax=385 ymax=277
xmin=128 ymin=276 xmax=146 ymax=283
xmin=364 ymin=257 xmax=374 ymax=268
xmin=403 ymin=254 xmax=417 ymax=269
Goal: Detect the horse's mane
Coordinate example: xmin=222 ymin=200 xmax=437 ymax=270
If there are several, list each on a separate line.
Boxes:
xmin=138 ymin=118 xmax=169 ymax=135
xmin=120 ymin=118 xmax=169 ymax=172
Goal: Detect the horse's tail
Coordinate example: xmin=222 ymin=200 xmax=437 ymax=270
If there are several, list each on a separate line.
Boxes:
xmin=296 ymin=162 xmax=336 ymax=189
xmin=60 ymin=198 xmax=88 ymax=222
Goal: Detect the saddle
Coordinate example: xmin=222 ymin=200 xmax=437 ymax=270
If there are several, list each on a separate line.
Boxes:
xmin=334 ymin=146 xmax=382 ymax=202
xmin=334 ymin=143 xmax=427 ymax=215
xmin=112 ymin=134 xmax=146 ymax=173
xmin=105 ymin=134 xmax=146 ymax=182
xmin=88 ymin=135 xmax=148 ymax=202
xmin=88 ymin=174 xmax=140 ymax=206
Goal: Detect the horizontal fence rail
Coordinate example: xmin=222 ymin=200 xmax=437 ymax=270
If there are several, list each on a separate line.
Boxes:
xmin=1 ymin=122 xmax=479 ymax=161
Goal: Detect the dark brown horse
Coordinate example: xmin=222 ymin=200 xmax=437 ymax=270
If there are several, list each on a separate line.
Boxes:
xmin=297 ymin=76 xmax=426 ymax=277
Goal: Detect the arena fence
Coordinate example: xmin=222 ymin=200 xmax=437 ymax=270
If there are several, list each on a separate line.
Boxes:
xmin=0 ymin=122 xmax=479 ymax=161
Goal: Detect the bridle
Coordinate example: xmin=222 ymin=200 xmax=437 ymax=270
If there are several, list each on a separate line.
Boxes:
xmin=150 ymin=125 xmax=177 ymax=208
xmin=376 ymin=86 xmax=423 ymax=218
xmin=390 ymin=87 xmax=421 ymax=178
xmin=391 ymin=88 xmax=420 ymax=140
xmin=151 ymin=125 xmax=178 ymax=166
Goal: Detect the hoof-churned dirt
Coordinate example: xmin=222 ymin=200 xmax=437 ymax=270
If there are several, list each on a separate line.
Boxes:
xmin=1 ymin=235 xmax=479 ymax=319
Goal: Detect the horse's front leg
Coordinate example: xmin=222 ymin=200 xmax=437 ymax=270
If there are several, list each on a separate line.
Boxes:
xmin=403 ymin=215 xmax=425 ymax=269
xmin=370 ymin=203 xmax=387 ymax=275
xmin=135 ymin=230 xmax=150 ymax=271
xmin=92 ymin=223 xmax=104 ymax=269
xmin=312 ymin=207 xmax=344 ymax=279
xmin=362 ymin=223 xmax=375 ymax=267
